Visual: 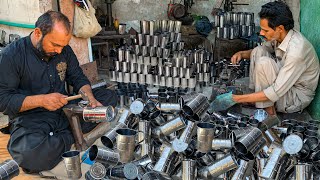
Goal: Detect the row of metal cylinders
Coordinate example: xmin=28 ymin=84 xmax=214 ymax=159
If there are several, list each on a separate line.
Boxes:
xmin=140 ymin=20 xmax=182 ymax=35
xmin=113 ymin=60 xmax=211 ymax=74
xmin=216 ymin=24 xmax=255 ymax=39
xmin=136 ymin=32 xmax=182 ymax=47
xmin=110 ymin=71 xmax=201 ymax=89
xmin=118 ymin=48 xmax=211 ymax=66
xmin=214 ymin=11 xmax=254 ymax=28
xmin=118 ymin=44 xmax=184 ymax=61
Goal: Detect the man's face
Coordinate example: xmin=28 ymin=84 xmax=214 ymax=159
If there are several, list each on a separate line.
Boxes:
xmin=35 ymin=22 xmax=72 ymax=58
xmin=259 ymin=18 xmax=281 ymax=42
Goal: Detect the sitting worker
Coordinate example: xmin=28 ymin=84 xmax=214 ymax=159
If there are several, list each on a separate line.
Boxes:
xmin=0 ymin=11 xmax=117 ymax=173
xmin=210 ymin=1 xmax=319 ymax=115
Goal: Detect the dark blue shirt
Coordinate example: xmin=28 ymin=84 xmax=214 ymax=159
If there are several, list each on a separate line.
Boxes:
xmin=0 ymin=35 xmax=90 ymax=119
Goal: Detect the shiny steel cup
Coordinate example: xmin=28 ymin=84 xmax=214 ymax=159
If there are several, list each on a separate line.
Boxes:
xmin=149 ymin=21 xmax=155 ymax=35
xmin=188 ymin=77 xmax=197 ymax=89
xmin=0 ymin=159 xmax=20 ymax=180
xmin=89 ymin=145 xmax=120 ymax=165
xmin=118 ymin=48 xmax=125 ymax=61
xmin=123 ymin=163 xmax=146 ymax=180
xmin=161 ymin=20 xmax=168 ymax=32
xmin=181 ymin=78 xmax=188 ymax=89
xmin=153 ymin=145 xmax=175 ymax=174
xmin=157 ymin=103 xmax=181 ymax=112
xmin=295 ymin=164 xmax=312 ymax=180
xmin=175 ymin=33 xmax=182 ymax=43
xmin=139 ymin=120 xmax=151 ymax=144
xmin=231 ymin=160 xmax=254 ymax=180
xmin=90 ymin=162 xmax=107 ymax=180
xmin=235 ymin=127 xmax=263 ymax=155
xmin=141 ymin=20 xmax=150 ymax=34
xmin=62 ymin=150 xmax=82 ymax=179
xmin=198 ymin=154 xmax=239 ymax=179
xmin=153 ymin=116 xmax=186 ymax=137
xmin=168 ymin=20 xmax=175 ymax=32
xmin=182 ymin=159 xmax=197 ymax=180
xmin=259 ymin=146 xmax=286 ymax=180
xmin=83 ymin=106 xmax=115 ymax=123
xmin=173 ymin=77 xmax=180 ymax=88
xmin=116 ymin=128 xmax=145 ymax=163
xmin=109 ymin=70 xmax=117 ymax=82
xmin=145 ymin=35 xmax=151 ymax=47
xmin=197 ymin=122 xmax=215 ymax=153
xmin=174 ymin=21 xmax=182 ymax=33
xmin=212 ymin=139 xmax=232 ymax=150
xmin=182 ymin=94 xmax=207 ymax=116
xmin=101 ymin=122 xmax=128 ymax=148
xmin=258 ymin=115 xmax=280 ymax=131
xmin=138 ymin=34 xmax=145 ymax=45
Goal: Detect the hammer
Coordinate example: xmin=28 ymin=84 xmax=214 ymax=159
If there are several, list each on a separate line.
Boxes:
xmin=65 ymin=90 xmax=88 ymax=101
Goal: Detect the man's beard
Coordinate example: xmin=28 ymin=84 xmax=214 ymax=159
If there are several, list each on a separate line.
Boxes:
xmin=36 ymin=37 xmax=57 ymax=58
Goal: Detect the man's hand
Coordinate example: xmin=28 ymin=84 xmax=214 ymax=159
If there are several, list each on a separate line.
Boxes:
xmin=88 ymin=98 xmax=103 ymax=108
xmin=231 ymin=51 xmax=243 ymax=64
xmin=41 ymin=93 xmax=68 ymax=111
xmin=209 ymin=92 xmax=237 ymax=112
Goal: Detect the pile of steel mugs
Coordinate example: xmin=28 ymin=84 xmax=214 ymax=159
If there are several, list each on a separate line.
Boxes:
xmin=0 ymin=159 xmax=20 ymax=180
xmin=213 ymin=12 xmax=255 ymax=39
xmin=84 ymin=90 xmax=320 ymax=180
xmin=109 ymin=20 xmax=214 ymax=89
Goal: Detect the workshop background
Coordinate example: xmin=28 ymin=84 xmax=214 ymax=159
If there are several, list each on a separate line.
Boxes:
xmin=1 ymin=0 xmax=320 ymax=180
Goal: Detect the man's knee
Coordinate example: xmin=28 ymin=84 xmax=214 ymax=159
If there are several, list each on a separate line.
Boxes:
xmin=251 ymin=46 xmax=272 ymax=60
xmin=93 ymin=88 xmax=118 ymax=107
xmin=255 ymin=56 xmax=275 ymax=72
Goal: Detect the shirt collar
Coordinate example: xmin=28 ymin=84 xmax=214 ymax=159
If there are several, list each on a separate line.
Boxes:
xmin=277 ymin=29 xmax=294 ymax=52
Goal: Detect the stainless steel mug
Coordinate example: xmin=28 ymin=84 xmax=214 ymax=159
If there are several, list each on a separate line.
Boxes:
xmin=62 ymin=150 xmax=82 ymax=179
xmin=116 ymin=128 xmax=145 ymax=163
xmin=197 ymin=122 xmax=215 ymax=153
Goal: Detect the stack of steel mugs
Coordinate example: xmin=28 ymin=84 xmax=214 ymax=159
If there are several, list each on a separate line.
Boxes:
xmin=109 ymin=20 xmax=214 ymax=90
xmin=214 ymin=11 xmax=255 ymax=39
xmin=81 ymin=91 xmax=320 ymax=180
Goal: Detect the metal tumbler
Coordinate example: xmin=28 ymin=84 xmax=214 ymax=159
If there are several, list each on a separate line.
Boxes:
xmin=62 ymin=150 xmax=82 ymax=179
xmin=116 ymin=128 xmax=145 ymax=163
xmin=197 ymin=122 xmax=215 ymax=153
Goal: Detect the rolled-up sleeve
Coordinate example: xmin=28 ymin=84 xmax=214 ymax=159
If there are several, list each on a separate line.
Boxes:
xmin=263 ymin=55 xmax=306 ymax=102
xmin=65 ymin=46 xmax=90 ymax=93
xmin=0 ymin=53 xmax=26 ymax=116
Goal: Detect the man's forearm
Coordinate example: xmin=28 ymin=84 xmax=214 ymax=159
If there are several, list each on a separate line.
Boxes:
xmin=20 ymin=95 xmax=44 ymax=112
xmin=79 ymin=84 xmax=95 ymax=101
xmin=233 ymin=91 xmax=270 ymax=103
xmin=240 ymin=49 xmax=253 ymax=59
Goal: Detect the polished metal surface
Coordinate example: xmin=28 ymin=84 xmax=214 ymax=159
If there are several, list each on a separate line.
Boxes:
xmin=198 ymin=154 xmax=238 ymax=179
xmin=62 ymin=150 xmax=82 ymax=179
xmin=212 ymin=139 xmax=232 ymax=150
xmin=182 ymin=159 xmax=197 ymax=180
xmin=154 ymin=116 xmax=186 ymax=137
xmin=259 ymin=146 xmax=286 ymax=179
xmin=197 ymin=122 xmax=215 ymax=153
xmin=0 ymin=159 xmax=20 ymax=180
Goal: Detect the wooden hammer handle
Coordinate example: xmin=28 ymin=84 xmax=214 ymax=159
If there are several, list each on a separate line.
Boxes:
xmin=65 ymin=94 xmax=83 ymax=101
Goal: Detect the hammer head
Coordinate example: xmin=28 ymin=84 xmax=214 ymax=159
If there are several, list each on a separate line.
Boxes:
xmin=79 ymin=90 xmax=89 ymax=101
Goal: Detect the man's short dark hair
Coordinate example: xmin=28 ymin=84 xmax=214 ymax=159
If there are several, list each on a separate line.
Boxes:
xmin=258 ymin=1 xmax=294 ymax=31
xmin=35 ymin=11 xmax=71 ymax=36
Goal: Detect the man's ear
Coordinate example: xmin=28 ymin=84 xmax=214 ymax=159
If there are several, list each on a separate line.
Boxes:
xmin=276 ymin=25 xmax=285 ymax=32
xmin=34 ymin=28 xmax=43 ymax=39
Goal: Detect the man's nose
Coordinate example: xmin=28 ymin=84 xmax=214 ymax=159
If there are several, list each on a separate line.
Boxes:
xmin=55 ymin=48 xmax=63 ymax=54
